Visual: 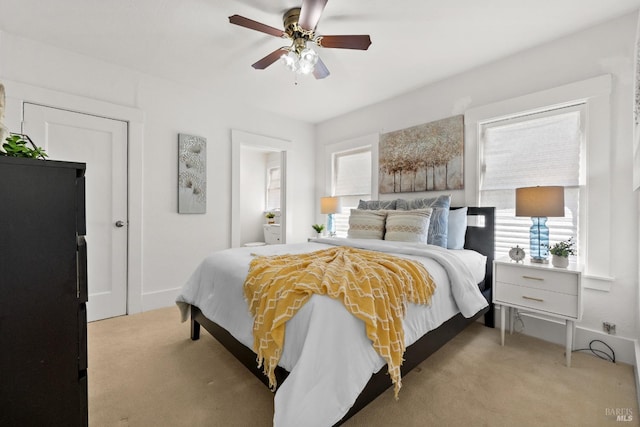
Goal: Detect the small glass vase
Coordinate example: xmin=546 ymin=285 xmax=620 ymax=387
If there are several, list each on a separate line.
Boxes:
xmin=551 ymin=255 xmax=569 ymax=268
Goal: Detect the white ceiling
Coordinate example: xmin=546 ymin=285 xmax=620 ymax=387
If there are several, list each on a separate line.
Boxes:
xmin=1 ymin=0 xmax=639 ymax=123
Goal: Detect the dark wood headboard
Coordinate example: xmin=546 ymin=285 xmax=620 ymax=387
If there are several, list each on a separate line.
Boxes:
xmin=451 ymin=206 xmax=495 ymax=327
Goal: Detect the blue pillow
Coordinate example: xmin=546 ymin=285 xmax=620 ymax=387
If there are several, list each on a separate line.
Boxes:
xmin=447 ymin=207 xmax=467 ymax=250
xmin=396 ymin=195 xmax=451 ymax=248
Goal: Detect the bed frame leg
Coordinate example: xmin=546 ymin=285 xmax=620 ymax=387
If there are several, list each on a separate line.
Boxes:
xmin=191 ymin=319 xmax=201 ymax=340
xmin=484 ymin=304 xmax=495 ymax=328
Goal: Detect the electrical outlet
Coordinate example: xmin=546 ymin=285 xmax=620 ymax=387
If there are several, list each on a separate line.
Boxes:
xmin=603 ymin=322 xmax=616 ymax=335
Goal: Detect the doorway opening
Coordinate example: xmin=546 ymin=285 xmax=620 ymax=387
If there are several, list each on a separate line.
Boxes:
xmin=231 ymin=129 xmax=291 ymax=248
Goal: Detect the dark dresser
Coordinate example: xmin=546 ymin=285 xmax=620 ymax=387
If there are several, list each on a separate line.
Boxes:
xmin=0 ymin=156 xmax=88 ymax=426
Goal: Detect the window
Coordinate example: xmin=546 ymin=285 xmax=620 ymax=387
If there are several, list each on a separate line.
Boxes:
xmin=266 ymin=166 xmax=280 ymax=211
xmin=479 ymin=104 xmax=584 ymax=260
xmin=468 ymin=75 xmax=612 ymax=285
xmin=332 ymin=147 xmax=372 ymax=236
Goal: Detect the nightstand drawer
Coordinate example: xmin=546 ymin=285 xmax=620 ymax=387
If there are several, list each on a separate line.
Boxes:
xmin=496 ymin=264 xmax=578 ymax=295
xmin=495 ymin=282 xmax=578 ymax=318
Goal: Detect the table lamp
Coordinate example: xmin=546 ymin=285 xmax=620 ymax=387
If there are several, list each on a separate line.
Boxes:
xmin=320 ymin=196 xmax=341 ymax=237
xmin=515 ymin=186 xmax=564 ymax=263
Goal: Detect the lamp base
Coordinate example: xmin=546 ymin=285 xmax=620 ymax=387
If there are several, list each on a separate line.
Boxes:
xmin=529 ymin=216 xmax=550 ymax=263
xmin=327 ymin=213 xmax=335 ymax=236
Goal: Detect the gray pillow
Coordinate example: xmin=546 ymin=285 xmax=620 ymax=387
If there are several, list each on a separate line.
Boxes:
xmin=357 ymin=199 xmax=397 ymax=210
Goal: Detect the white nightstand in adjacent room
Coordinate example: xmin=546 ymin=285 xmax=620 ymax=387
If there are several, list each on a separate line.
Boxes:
xmin=493 ymin=257 xmax=583 ymax=367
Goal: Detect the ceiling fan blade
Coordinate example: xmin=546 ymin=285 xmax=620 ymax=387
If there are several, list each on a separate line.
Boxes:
xmin=313 ymin=57 xmax=330 ymax=80
xmin=252 ymin=48 xmax=289 ymax=70
xmin=318 ymin=35 xmax=372 ymax=50
xmin=298 ymin=0 xmax=328 ymax=31
xmin=229 ymin=15 xmax=286 ymax=38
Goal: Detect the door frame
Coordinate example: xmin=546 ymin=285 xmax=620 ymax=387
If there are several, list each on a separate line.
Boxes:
xmin=3 ymin=79 xmax=145 ymax=315
xmin=231 ymin=129 xmax=292 ymax=248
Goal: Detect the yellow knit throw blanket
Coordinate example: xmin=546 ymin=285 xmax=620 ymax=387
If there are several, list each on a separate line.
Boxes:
xmin=243 ymin=246 xmax=435 ymax=398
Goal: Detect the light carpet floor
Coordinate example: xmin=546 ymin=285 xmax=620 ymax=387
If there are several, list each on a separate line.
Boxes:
xmin=88 ymin=306 xmax=638 ymax=426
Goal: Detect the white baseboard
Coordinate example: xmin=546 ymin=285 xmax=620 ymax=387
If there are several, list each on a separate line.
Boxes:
xmin=494 ymin=307 xmax=636 ymax=365
xmin=574 ymin=325 xmax=634 ymax=365
xmin=140 ymin=287 xmax=183 ymax=312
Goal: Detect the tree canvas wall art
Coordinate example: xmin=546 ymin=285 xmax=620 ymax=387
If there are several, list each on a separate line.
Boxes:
xmin=178 ymin=133 xmax=207 ymax=213
xmin=379 ymin=115 xmax=464 ymax=194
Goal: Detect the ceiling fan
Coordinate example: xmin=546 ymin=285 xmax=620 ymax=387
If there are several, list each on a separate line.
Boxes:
xmin=229 ymin=0 xmax=372 ymax=79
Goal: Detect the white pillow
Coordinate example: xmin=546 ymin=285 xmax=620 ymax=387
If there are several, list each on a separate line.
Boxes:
xmin=396 ymin=195 xmax=451 ymax=247
xmin=347 ymin=209 xmax=387 ymax=239
xmin=447 ymin=207 xmax=468 ymax=249
xmin=384 ymin=209 xmax=432 ymax=243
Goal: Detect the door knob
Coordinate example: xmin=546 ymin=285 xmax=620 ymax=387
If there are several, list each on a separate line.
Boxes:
xmin=115 ymin=220 xmax=126 ymax=228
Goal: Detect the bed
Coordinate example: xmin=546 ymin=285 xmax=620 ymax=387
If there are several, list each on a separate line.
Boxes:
xmin=176 ymin=205 xmax=495 ymax=426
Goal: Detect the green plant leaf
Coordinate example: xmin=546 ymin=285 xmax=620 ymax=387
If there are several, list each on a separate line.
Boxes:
xmin=2 ymin=134 xmax=48 ymax=159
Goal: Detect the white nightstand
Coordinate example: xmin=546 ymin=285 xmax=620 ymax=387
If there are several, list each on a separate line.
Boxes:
xmin=493 ymin=257 xmax=583 ymax=367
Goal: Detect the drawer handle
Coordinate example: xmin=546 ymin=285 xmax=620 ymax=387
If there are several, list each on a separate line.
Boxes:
xmin=522 ymin=275 xmax=544 ymax=281
xmin=522 ymin=296 xmax=544 ymax=303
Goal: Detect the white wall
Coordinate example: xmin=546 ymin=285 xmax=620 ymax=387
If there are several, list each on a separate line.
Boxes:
xmin=0 ymin=30 xmax=315 ymax=313
xmin=316 ymin=13 xmax=639 ymax=352
xmin=1 ymin=11 xmax=638 ymax=355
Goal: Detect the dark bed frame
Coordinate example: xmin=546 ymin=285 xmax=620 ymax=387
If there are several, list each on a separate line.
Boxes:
xmin=189 ymin=206 xmax=495 ymax=425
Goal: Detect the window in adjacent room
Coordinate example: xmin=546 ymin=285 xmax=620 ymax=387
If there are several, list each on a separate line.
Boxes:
xmin=479 ymin=103 xmax=585 ymax=260
xmin=332 ymin=147 xmax=372 ymax=237
xmin=266 ymin=166 xmax=281 ymax=211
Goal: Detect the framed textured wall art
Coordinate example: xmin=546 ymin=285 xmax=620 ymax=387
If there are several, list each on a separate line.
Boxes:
xmin=379 ymin=115 xmax=464 ymax=194
xmin=178 ymin=133 xmax=207 ymax=214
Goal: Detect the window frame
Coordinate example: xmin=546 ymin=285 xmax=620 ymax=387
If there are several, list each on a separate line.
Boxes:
xmin=478 ymin=103 xmax=586 ymax=262
xmin=323 ymin=133 xmax=378 ymax=237
xmin=465 ymin=75 xmax=612 ymax=290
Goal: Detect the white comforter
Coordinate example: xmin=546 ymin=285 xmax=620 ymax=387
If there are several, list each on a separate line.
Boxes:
xmin=176 ymin=238 xmax=488 ymax=427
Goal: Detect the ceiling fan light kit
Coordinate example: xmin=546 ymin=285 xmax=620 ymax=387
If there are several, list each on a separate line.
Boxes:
xmin=282 ymin=47 xmax=319 ymax=75
xmin=229 ymin=0 xmax=371 ymax=80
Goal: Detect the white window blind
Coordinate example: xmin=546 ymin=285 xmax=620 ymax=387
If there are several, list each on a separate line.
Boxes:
xmin=332 ymin=148 xmax=371 ymax=237
xmin=266 ymin=167 xmax=280 ymax=210
xmin=334 ymin=149 xmax=371 ymax=196
xmin=480 ymin=105 xmax=584 ymax=260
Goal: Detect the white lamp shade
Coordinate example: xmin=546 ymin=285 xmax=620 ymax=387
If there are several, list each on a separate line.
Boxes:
xmin=320 ymin=197 xmax=341 ymax=214
xmin=515 ymin=186 xmax=565 ymax=217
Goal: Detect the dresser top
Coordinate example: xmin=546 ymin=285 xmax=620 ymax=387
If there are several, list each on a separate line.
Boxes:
xmin=495 ymin=256 xmax=583 ymax=274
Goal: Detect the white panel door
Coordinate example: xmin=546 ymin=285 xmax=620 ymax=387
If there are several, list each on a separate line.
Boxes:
xmin=23 ymin=103 xmax=128 ymax=321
